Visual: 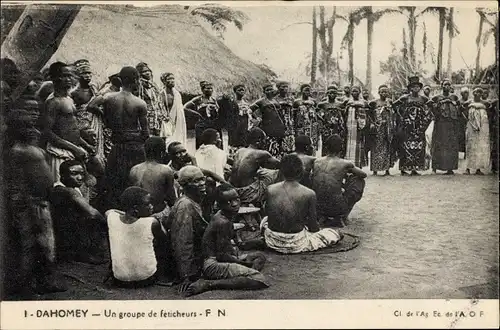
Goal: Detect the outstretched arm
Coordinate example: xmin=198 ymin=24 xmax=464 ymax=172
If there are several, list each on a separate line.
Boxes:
xmin=201 ymin=168 xmax=227 ymax=184
xmin=262 ymin=152 xmax=280 ymax=170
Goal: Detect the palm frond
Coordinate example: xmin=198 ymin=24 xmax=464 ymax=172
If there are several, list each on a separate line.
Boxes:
xmin=482 ymin=25 xmax=495 ymax=46
xmin=190 ymin=4 xmax=249 ymax=33
xmin=372 ymin=9 xmax=402 ymax=21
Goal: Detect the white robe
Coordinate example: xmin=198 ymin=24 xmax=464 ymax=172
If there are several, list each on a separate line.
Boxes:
xmin=160 ymin=87 xmax=187 ymax=148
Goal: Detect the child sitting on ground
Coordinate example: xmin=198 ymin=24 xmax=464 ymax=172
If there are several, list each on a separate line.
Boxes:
xmin=106 ymin=186 xmax=168 ymax=288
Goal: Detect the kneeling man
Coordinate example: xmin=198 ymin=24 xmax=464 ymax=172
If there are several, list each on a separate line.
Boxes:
xmin=182 ymin=183 xmax=269 ymax=296
xmin=261 ymin=154 xmax=343 ymax=254
xmin=312 ymin=134 xmax=366 ymax=227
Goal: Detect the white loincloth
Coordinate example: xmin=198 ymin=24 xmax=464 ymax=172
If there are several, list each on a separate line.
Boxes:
xmin=260 ymin=217 xmax=341 ymax=254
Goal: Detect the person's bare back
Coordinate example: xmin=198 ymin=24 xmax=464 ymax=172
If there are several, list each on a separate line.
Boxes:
xmin=312 ymin=156 xmax=352 ymax=196
xmin=266 ymin=181 xmax=318 ymax=234
xmin=129 ymin=162 xmax=176 ymax=212
xmin=292 ymin=152 xmax=315 ymax=187
xmin=102 ymin=91 xmax=148 ymax=142
xmin=230 ymin=147 xmax=278 ymax=187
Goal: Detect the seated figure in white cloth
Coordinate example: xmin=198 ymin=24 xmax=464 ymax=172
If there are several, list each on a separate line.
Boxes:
xmin=261 ymin=154 xmax=343 ymax=254
xmin=106 ymin=187 xmax=167 ymax=288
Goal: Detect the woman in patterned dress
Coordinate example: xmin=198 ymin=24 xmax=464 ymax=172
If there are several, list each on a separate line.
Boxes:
xmin=317 ymin=84 xmax=347 ymax=156
xmin=393 ymin=76 xmax=433 ymax=176
xmin=344 ymin=86 xmax=370 ymax=168
xmin=368 ymin=85 xmax=395 ymax=175
xmin=250 ymin=84 xmax=287 ymax=159
xmin=293 ymin=84 xmax=319 ymax=154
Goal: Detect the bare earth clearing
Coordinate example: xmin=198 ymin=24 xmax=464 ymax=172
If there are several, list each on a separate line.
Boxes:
xmin=15 ymin=133 xmax=499 ymax=301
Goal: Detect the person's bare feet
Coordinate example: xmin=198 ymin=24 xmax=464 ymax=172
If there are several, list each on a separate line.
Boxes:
xmin=372 ymin=171 xmax=377 ymax=176
xmin=383 ymin=170 xmax=391 ymax=176
xmin=410 ymin=170 xmax=421 ymax=176
xmin=464 ymin=169 xmax=471 ymax=175
xmin=401 ymin=171 xmax=409 ymax=176
xmin=475 ymin=169 xmax=485 ymax=175
xmin=182 ymin=279 xmax=210 ymax=297
xmin=444 ymin=170 xmax=454 ymax=175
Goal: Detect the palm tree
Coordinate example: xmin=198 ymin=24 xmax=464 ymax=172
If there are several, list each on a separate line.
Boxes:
xmin=311 ymin=6 xmax=318 ymax=86
xmin=475 ymin=8 xmax=486 ymax=76
xmin=340 ymin=8 xmax=365 ymax=85
xmin=481 ymin=10 xmax=499 ymax=83
xmin=445 ymin=8 xmax=459 ymax=78
xmin=421 ymin=6 xmax=448 ymax=81
xmin=187 ymin=3 xmax=249 ymax=39
xmin=399 ymin=6 xmax=419 ymax=68
xmin=361 ymin=6 xmax=401 ymax=93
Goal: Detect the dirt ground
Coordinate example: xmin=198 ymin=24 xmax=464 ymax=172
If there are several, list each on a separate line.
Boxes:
xmin=9 ymin=133 xmax=499 ymax=301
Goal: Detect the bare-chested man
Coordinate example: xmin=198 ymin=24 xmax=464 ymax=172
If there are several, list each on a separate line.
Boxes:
xmin=42 ymin=62 xmax=93 ymax=182
xmin=129 ymin=136 xmax=177 ymax=221
xmin=261 ymin=154 xmax=342 ymax=254
xmin=312 ymin=134 xmax=366 ymax=228
xmin=5 ymin=108 xmax=67 ymax=297
xmin=230 ymin=127 xmax=280 ymax=207
xmin=291 ymin=135 xmax=316 ymax=188
xmin=99 ymin=66 xmax=149 ymax=210
xmin=181 ymin=183 xmax=268 ymax=296
xmin=71 ymin=59 xmax=105 ymax=178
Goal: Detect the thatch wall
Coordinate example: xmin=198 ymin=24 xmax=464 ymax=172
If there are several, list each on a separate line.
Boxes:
xmin=47 ymin=5 xmax=272 ymax=99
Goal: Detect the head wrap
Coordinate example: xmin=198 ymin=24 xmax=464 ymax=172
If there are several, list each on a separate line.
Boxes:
xmin=276 ymin=80 xmax=289 ymax=88
xmin=232 ymin=84 xmax=245 ymax=92
xmin=136 ymin=62 xmax=151 ymax=73
xmin=327 ymin=84 xmax=339 ymax=91
xmin=473 ymin=87 xmax=483 ymax=94
xmin=160 ymin=72 xmax=174 ymax=83
xmin=177 ymin=165 xmax=203 ymax=186
xmin=351 ymin=85 xmax=361 ymax=92
xmin=441 ymin=79 xmax=451 ymax=87
xmin=300 ymin=83 xmax=311 ymax=92
xmin=200 ymin=81 xmax=212 ymax=89
xmin=73 ymin=59 xmax=91 ymax=75
xmin=378 ymin=84 xmax=389 ymax=91
xmin=460 ymin=87 xmax=469 ymax=94
xmin=262 ymin=83 xmax=273 ymax=91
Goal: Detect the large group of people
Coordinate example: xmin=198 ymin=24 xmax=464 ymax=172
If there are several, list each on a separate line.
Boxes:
xmin=1 ymin=57 xmax=498 ymax=298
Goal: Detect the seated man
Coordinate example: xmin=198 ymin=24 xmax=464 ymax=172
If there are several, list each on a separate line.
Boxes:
xmin=106 ymin=187 xmax=168 ymax=288
xmin=290 ymin=135 xmax=316 ymax=188
xmin=50 ymin=160 xmax=107 ymax=264
xmin=230 ymin=127 xmax=280 ymax=207
xmin=167 ymin=166 xmax=210 ymax=290
xmin=194 ymin=128 xmax=227 ymax=180
xmin=129 ymin=136 xmax=176 ymax=223
xmin=181 ymin=184 xmax=269 ymax=296
xmin=312 ymin=134 xmax=366 ymax=227
xmin=168 ymin=141 xmax=225 ymax=218
xmin=261 ymin=154 xmax=343 ymax=254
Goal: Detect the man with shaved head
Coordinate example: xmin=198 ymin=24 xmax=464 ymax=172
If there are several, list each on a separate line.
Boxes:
xmin=98 ymin=66 xmax=149 ymax=210
xmin=167 ymin=166 xmax=209 ymax=288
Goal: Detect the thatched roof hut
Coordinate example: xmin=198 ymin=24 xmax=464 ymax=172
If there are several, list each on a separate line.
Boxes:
xmin=46 ymin=4 xmax=272 ymax=99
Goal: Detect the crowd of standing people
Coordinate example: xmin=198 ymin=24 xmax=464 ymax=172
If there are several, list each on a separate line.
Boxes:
xmin=1 ymin=57 xmax=498 ymax=298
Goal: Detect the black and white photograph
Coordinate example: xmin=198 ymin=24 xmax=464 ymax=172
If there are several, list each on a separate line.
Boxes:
xmin=0 ymin=0 xmax=498 ymax=327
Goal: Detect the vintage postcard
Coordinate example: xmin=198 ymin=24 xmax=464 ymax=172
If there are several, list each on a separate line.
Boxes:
xmin=0 ymin=0 xmax=498 ymax=329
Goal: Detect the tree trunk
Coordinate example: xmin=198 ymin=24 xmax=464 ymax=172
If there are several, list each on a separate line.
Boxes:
xmin=436 ymin=9 xmax=445 ymax=81
xmin=1 ymin=4 xmax=81 ymax=102
xmin=408 ymin=8 xmax=416 ymax=68
xmin=475 ymin=12 xmax=484 ymax=79
xmin=311 ymin=6 xmax=318 ymax=87
xmin=366 ymin=14 xmax=374 ymax=94
xmin=446 ymin=8 xmax=454 ymax=78
xmin=348 ymin=25 xmax=354 ymax=86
